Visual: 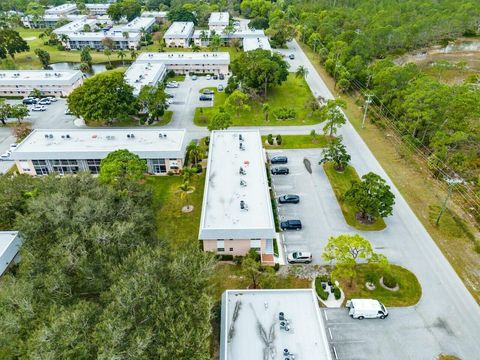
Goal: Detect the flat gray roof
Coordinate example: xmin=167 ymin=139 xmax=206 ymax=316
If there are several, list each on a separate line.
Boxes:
xmin=53 ymin=18 xmax=98 ymax=34
xmin=164 ymin=21 xmax=194 ymax=38
xmin=137 ymin=52 xmax=230 ymax=65
xmin=209 ymin=12 xmax=229 ymax=26
xmin=0 ymin=232 xmax=19 ymax=260
xmin=125 ymin=62 xmax=166 ymax=95
xmin=0 ymin=70 xmax=83 ymax=85
xmin=120 ymin=16 xmax=156 ymax=32
xmin=45 ymin=3 xmax=77 ymax=15
xmin=221 ymin=289 xmax=333 ymax=360
xmin=199 ymin=130 xmax=275 ymax=240
xmin=11 ymin=129 xmax=187 ymax=161
xmin=243 ymin=36 xmax=272 ymax=52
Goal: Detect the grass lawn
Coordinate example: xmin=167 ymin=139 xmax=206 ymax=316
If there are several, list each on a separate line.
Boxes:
xmin=323 ymin=162 xmax=386 ymax=231
xmin=336 ymin=264 xmax=422 ymax=307
xmin=88 ymin=111 xmax=173 ymax=127
xmin=194 ymin=74 xmax=323 ymax=126
xmin=168 ymin=74 xmax=186 ymax=82
xmin=262 ymin=134 xmax=329 ymax=149
xmin=145 ymin=173 xmax=205 ymax=249
xmin=300 ymin=41 xmax=480 ymax=302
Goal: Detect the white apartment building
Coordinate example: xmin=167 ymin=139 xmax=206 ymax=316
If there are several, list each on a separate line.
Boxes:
xmin=192 ymin=28 xmax=271 ymax=51
xmin=64 ymin=31 xmax=141 ymax=50
xmin=53 ymin=17 xmax=100 ymax=35
xmin=242 ymin=36 xmax=272 ymax=52
xmin=0 ymin=70 xmax=83 ymax=97
xmin=85 ymin=3 xmax=111 ymax=16
xmin=164 ymin=21 xmax=194 ymax=48
xmin=45 ymin=3 xmax=77 ymax=16
xmin=21 ymin=14 xmax=87 ymax=28
xmin=124 ymin=62 xmax=167 ymax=95
xmin=220 ymin=289 xmax=333 ymax=360
xmin=11 ymin=129 xmax=187 ymax=176
xmin=141 ymin=11 xmax=167 ymax=20
xmin=136 ymin=52 xmax=230 ymax=75
xmin=199 ymin=130 xmax=276 ymax=264
xmin=119 ymin=16 xmax=156 ymax=33
xmin=208 ymin=12 xmax=229 ymax=31
xmin=0 ymin=232 xmax=22 ymax=276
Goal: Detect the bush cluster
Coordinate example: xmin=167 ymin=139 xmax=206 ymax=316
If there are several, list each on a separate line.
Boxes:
xmin=315 ymin=277 xmax=329 ymax=301
xmin=273 ymin=107 xmax=296 ymax=120
xmin=382 ymin=272 xmax=398 ymax=288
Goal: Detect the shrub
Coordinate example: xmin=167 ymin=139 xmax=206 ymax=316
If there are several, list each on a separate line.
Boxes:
xmin=276 ymin=134 xmax=282 ymax=145
xmin=315 ymin=277 xmax=329 ymax=301
xmin=333 ymin=286 xmax=341 ymax=300
xmin=273 ymin=263 xmax=280 ymax=272
xmin=318 ymin=274 xmax=330 ymax=282
xmin=382 ymin=272 xmax=398 ymax=288
xmin=273 ymin=107 xmax=296 ymax=120
xmin=365 ymin=271 xmax=377 ymax=284
xmin=216 ymin=254 xmax=234 ymax=261
xmin=474 ymin=241 xmax=480 ymax=254
xmin=105 ymin=63 xmax=114 ymax=70
xmin=233 ymin=256 xmax=243 ymax=266
xmin=273 ymin=237 xmax=279 ymax=257
xmin=167 ymin=171 xmax=174 ymax=176
xmin=267 ymin=133 xmax=274 ymax=145
xmin=192 ymin=164 xmax=203 ymax=173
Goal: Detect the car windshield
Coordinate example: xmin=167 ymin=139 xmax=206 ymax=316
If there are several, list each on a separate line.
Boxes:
xmin=381 ymin=304 xmax=386 ymax=313
xmin=293 ymin=252 xmax=299 ymax=259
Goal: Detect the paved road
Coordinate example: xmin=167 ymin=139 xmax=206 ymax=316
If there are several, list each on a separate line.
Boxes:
xmin=282 ymin=39 xmax=480 ymax=359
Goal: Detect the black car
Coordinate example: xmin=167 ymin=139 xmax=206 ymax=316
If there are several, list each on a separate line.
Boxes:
xmin=199 ymin=95 xmax=213 ymax=101
xmin=278 ymin=194 xmax=300 ymax=204
xmin=219 ymin=73 xmax=225 ymax=80
xmin=213 ymin=75 xmax=218 ymax=80
xmin=203 ymin=89 xmax=214 ymax=95
xmin=271 ymin=155 xmax=288 ymax=164
xmin=281 ymin=220 xmax=302 ymax=231
xmin=271 ymin=166 xmax=289 ymax=175
xmin=22 ymin=98 xmax=37 ymax=104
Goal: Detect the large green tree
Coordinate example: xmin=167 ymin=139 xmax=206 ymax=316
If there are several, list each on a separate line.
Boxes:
xmin=231 ymin=49 xmax=289 ymax=97
xmin=319 ymin=137 xmax=351 ymax=172
xmin=67 ymin=71 xmax=137 ymax=125
xmin=225 ymin=90 xmax=250 ymax=117
xmin=34 ymin=48 xmax=50 ymax=68
xmin=0 ymin=29 xmax=29 ymax=59
xmin=99 ymin=149 xmax=147 ymax=186
xmin=344 ymin=172 xmax=396 ymax=223
xmin=208 ymin=109 xmax=232 ymax=131
xmin=319 ymin=99 xmax=346 ymax=137
xmin=137 ymin=84 xmax=167 ymax=123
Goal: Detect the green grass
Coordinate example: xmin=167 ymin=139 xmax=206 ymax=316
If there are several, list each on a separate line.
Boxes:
xmin=323 ymin=162 xmax=387 ymax=231
xmin=194 ymin=74 xmax=324 ymax=126
xmin=168 ymin=74 xmax=186 ymax=82
xmin=339 ymin=264 xmax=422 ymax=307
xmin=262 ymin=134 xmax=329 ymax=149
xmin=145 ymin=173 xmax=205 ymax=250
xmin=88 ymin=111 xmax=173 ymax=127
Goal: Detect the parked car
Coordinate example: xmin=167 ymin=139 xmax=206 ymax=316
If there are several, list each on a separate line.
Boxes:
xmin=192 ymin=75 xmax=198 ymax=80
xmin=46 ymin=96 xmax=57 ymax=102
xmin=217 ymin=84 xmax=224 ymax=91
xmin=271 ymin=155 xmax=288 ymax=164
xmin=166 ymin=81 xmax=179 ymax=88
xmin=287 ymin=251 xmax=312 ymax=264
xmin=64 ymin=108 xmax=73 ymax=115
xmin=346 ymin=299 xmax=388 ymax=320
xmin=199 ymin=94 xmax=213 ymax=101
xmin=281 ymin=219 xmax=302 ymax=230
xmin=166 ymin=99 xmax=173 ymax=105
xmin=271 ymin=166 xmax=289 ymax=175
xmin=166 ymin=93 xmax=174 ymax=98
xmin=289 ymin=54 xmax=295 ymax=60
xmin=31 ymin=105 xmax=46 ymax=112
xmin=22 ymin=97 xmax=37 ymax=104
xmin=1 ymin=150 xmax=11 ymax=160
xmin=38 ymin=98 xmax=51 ymax=105
xmin=219 ymin=73 xmax=225 ymax=80
xmin=9 ymin=143 xmax=17 ymax=151
xmin=278 ymin=194 xmax=300 ymax=204
xmin=206 ymin=74 xmax=211 ymax=80
xmin=213 ymin=74 xmax=218 ymax=80
xmin=203 ymin=89 xmax=214 ymax=95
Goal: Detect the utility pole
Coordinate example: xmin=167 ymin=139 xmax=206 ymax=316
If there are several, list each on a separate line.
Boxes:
xmin=435 ymin=177 xmax=463 ymax=226
xmin=361 ymin=94 xmax=373 ymax=129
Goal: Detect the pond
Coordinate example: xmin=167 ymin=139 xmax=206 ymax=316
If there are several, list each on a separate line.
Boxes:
xmin=49 ymin=62 xmax=127 ymax=76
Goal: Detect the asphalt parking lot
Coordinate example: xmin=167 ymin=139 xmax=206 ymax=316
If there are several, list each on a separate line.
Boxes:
xmin=268 ymin=149 xmax=348 ymax=264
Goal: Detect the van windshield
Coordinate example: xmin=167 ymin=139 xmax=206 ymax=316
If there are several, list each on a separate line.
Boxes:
xmin=381 ymin=304 xmax=386 ymax=313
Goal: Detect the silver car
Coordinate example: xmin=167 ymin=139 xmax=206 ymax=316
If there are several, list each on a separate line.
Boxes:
xmin=287 ymin=251 xmax=312 ymax=264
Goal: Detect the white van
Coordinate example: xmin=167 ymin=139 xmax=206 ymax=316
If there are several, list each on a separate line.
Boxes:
xmin=346 ymin=299 xmax=388 ymax=319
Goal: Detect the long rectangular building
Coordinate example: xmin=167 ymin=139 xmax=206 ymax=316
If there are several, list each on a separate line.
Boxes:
xmin=45 ymin=3 xmax=77 ymax=16
xmin=199 ymin=130 xmax=276 ymax=264
xmin=0 ymin=70 xmax=83 ymax=97
xmin=0 ymin=232 xmax=22 ymax=276
xmin=124 ymin=62 xmax=167 ymax=95
xmin=11 ymin=129 xmax=187 ymax=176
xmin=164 ymin=21 xmax=194 ymax=48
xmin=136 ymin=52 xmax=230 ymax=75
xmin=220 ymin=289 xmax=333 ymax=360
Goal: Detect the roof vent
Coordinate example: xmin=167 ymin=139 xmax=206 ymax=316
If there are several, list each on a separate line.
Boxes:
xmin=239 ymin=166 xmax=246 ymax=175
xmin=106 ymin=135 xmax=115 ymax=140
xmin=239 ymin=134 xmax=243 ymax=141
xmin=66 ymin=134 xmax=70 ymax=139
xmin=159 ymin=133 xmax=163 ymax=138
xmin=48 ymin=134 xmax=53 ymax=139
xmin=240 ymin=179 xmax=247 ymax=187
xmin=239 ymin=142 xmax=245 ymax=151
xmin=240 ymin=200 xmax=248 ymax=211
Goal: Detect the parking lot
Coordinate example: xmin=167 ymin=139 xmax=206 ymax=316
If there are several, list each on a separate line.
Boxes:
xmin=268 ymin=149 xmax=348 ymax=264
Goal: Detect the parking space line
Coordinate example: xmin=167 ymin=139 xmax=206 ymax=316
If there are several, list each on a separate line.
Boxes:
xmin=332 ymin=345 xmax=338 ymax=360
xmin=328 ymin=327 xmax=333 ymax=340
xmin=324 ymin=309 xmax=329 ymax=321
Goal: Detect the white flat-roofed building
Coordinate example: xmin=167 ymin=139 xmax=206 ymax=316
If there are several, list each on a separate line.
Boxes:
xmin=199 ymin=130 xmax=275 ymax=263
xmin=64 ymin=30 xmax=141 ymax=49
xmin=192 ymin=28 xmax=267 ymax=47
xmin=164 ymin=21 xmax=194 ymax=48
xmin=0 ymin=70 xmax=83 ymax=97
xmin=53 ymin=17 xmax=99 ymax=35
xmin=120 ymin=16 xmax=156 ymax=33
xmin=21 ymin=14 xmax=87 ymax=28
xmin=45 ymin=3 xmax=78 ymax=16
xmin=11 ymin=129 xmax=187 ymax=176
xmin=137 ymin=52 xmax=230 ymax=75
xmin=125 ymin=62 xmax=167 ymax=95
xmin=85 ymin=3 xmax=111 ymax=15
xmin=209 ymin=12 xmax=229 ymax=31
xmin=242 ymin=36 xmax=272 ymax=52
xmin=220 ymin=289 xmax=333 ymax=360
xmin=0 ymin=232 xmax=22 ymax=276
xmin=141 ymin=11 xmax=167 ymax=20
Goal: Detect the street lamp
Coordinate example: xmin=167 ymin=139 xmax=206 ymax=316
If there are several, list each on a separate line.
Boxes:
xmin=435 ymin=176 xmax=463 ymax=226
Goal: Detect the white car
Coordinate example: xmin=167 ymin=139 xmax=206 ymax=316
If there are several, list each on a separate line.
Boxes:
xmin=206 ymin=74 xmax=211 ymax=80
xmin=1 ymin=151 xmax=11 ymax=160
xmin=9 ymin=144 xmax=17 ymax=151
xmin=166 ymin=81 xmax=179 ymax=88
xmin=166 ymin=99 xmax=173 ymax=105
xmin=31 ymin=105 xmax=46 ymax=112
xmin=47 ymin=96 xmax=57 ymax=102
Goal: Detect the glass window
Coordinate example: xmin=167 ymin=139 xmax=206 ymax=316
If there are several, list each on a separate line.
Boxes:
xmin=32 ymin=160 xmax=49 ymax=175
xmin=86 ymin=159 xmax=101 ymax=174
xmin=151 ymin=158 xmax=166 ymax=174
xmin=216 ymin=240 xmax=225 ymax=252
xmin=51 ymin=159 xmax=79 ymax=175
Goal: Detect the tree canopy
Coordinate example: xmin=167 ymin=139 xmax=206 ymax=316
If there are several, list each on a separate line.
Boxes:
xmin=67 ymin=71 xmax=137 ymax=125
xmin=106 ymin=0 xmax=141 ymax=22
xmin=319 ymin=137 xmax=351 ymax=172
xmin=99 ymin=149 xmax=148 ymax=186
xmin=0 ymin=29 xmax=29 ymax=59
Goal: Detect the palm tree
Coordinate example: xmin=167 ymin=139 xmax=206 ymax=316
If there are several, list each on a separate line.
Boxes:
xmin=200 ymin=30 xmax=209 ymax=46
xmin=103 ymin=48 xmax=112 ymax=65
xmin=59 ymin=33 xmax=70 ymax=46
xmin=182 ymin=167 xmax=196 ymax=183
xmin=177 ymin=181 xmax=195 ymax=212
xmin=117 ymin=49 xmax=126 ymax=65
xmin=262 ymin=103 xmax=270 ymax=122
xmin=192 ymin=45 xmax=201 ymax=52
xmin=187 ymin=141 xmax=204 ymax=166
xmin=130 ymin=48 xmax=138 ymax=61
xmin=296 ymin=65 xmax=309 ymax=80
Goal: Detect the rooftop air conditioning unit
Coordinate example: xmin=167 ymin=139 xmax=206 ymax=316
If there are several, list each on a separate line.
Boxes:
xmin=130 ymin=134 xmax=135 ymax=138
xmin=239 ymin=142 xmax=245 ymax=151
xmin=240 ymin=200 xmax=248 ymax=210
xmin=239 ymin=134 xmax=243 ymax=141
xmin=239 ymin=166 xmax=246 ymax=175
xmin=66 ymin=134 xmax=70 ymax=139
xmin=48 ymin=134 xmax=53 ymax=138
xmin=240 ymin=179 xmax=247 ymax=187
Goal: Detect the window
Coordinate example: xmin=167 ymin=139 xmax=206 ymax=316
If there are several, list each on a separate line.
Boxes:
xmin=151 ymin=159 xmax=166 ymax=174
xmin=229 ymin=247 xmax=233 ymax=252
xmin=87 ymin=159 xmax=101 ymax=174
xmin=51 ymin=159 xmax=79 ymax=175
xmin=32 ymin=160 xmax=49 ymax=175
xmin=250 ymin=239 xmax=261 ymax=251
xmin=216 ymin=240 xmax=225 ymax=252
